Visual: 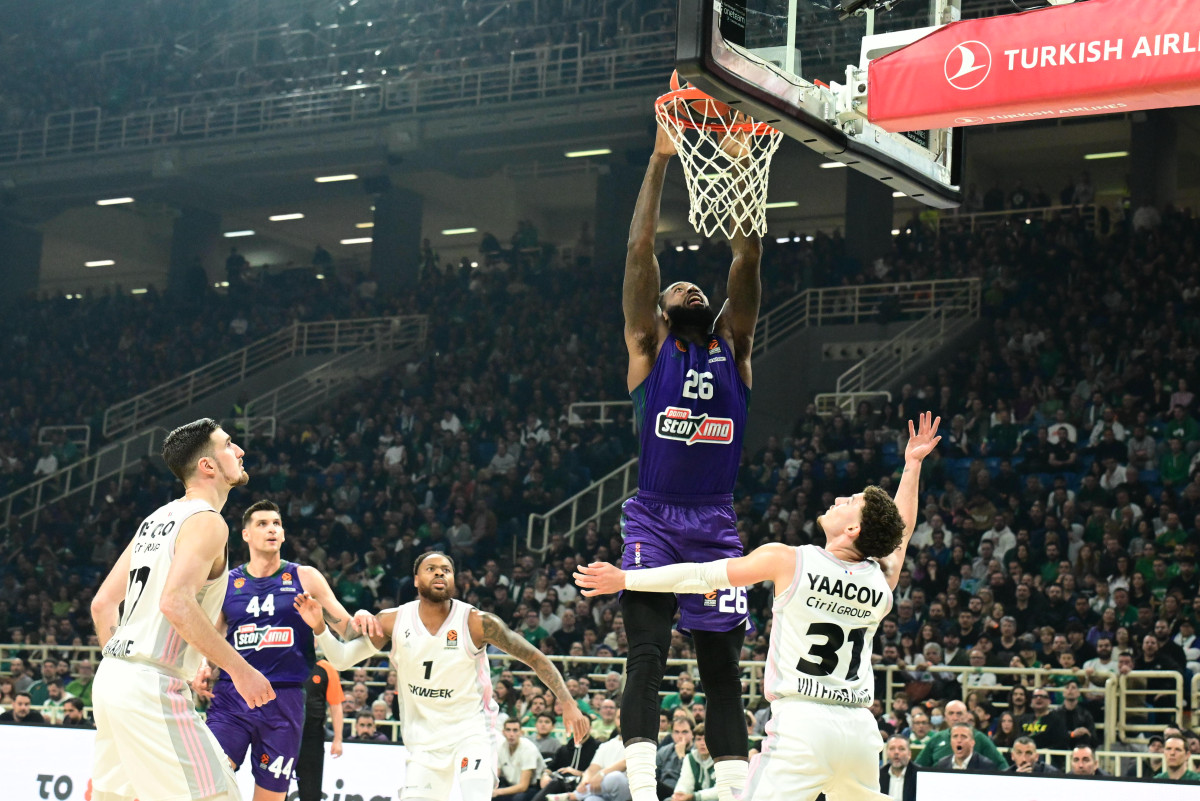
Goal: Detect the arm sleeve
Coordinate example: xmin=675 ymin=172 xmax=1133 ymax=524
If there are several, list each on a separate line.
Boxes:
xmin=624 ymin=560 xmax=734 ymax=595
xmin=315 ymin=628 xmax=381 ymax=671
xmin=319 ymin=660 xmax=345 ymax=705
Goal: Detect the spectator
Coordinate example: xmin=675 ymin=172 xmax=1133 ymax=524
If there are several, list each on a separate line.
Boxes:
xmin=25 ymin=659 xmax=57 ymax=706
xmin=0 ymin=692 xmax=45 ymax=725
xmin=671 ymin=723 xmax=716 ymax=801
xmin=349 ymin=713 xmax=389 ymax=743
xmin=934 ymin=723 xmax=996 ymax=771
xmin=590 ymin=698 xmax=618 ymax=743
xmin=1018 ymin=689 xmax=1071 ymax=754
xmin=65 ymin=659 xmax=94 ymax=706
xmin=1006 ymin=737 xmax=1058 ymax=774
xmin=1070 ymin=745 xmax=1108 ymax=777
xmin=536 ymin=733 xmax=600 ymax=801
xmin=660 ymin=676 xmax=704 ymax=713
xmin=59 ymin=697 xmax=91 ymax=728
xmin=548 ymin=728 xmax=627 ymax=801
xmin=497 ymin=717 xmax=544 ymax=800
xmin=1049 ymin=680 xmax=1095 ymax=750
xmin=1155 ymin=736 xmax=1200 ymax=783
xmin=656 ymin=717 xmax=693 ymax=798
xmin=39 ymin=679 xmax=74 ymax=724
xmin=880 ymin=735 xmax=917 ymax=801
xmin=913 ymin=700 xmax=1008 ymax=769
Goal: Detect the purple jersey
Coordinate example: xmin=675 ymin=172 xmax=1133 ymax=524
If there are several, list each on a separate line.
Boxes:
xmin=631 ymin=332 xmax=748 ymax=497
xmin=221 ymin=562 xmax=314 ymax=685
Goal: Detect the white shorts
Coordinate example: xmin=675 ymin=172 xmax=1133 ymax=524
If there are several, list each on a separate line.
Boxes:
xmin=402 ymin=733 xmax=498 ymax=801
xmin=743 ymin=699 xmax=886 ymax=801
xmin=92 ymin=658 xmax=241 ymax=801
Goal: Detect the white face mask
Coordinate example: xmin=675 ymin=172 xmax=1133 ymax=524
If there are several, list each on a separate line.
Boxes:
xmin=931 ymin=715 xmax=945 ymax=727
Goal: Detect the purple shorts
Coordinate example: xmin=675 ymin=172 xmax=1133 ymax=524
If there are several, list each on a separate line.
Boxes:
xmin=621 ymin=491 xmax=748 ymax=634
xmin=206 ymin=681 xmax=305 ymax=792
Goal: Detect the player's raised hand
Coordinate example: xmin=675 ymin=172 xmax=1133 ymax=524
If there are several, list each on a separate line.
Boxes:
xmin=348 ymin=608 xmax=383 ymax=639
xmin=574 ymin=562 xmax=627 ymax=597
xmin=904 ymin=411 xmax=942 ymax=464
xmin=293 ymin=593 xmax=327 ymax=634
xmin=562 ymin=699 xmax=592 ymax=744
xmin=231 ymin=664 xmax=276 ymax=710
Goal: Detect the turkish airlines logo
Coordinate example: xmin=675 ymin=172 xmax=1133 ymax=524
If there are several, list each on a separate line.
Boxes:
xmin=945 ymin=41 xmax=992 ymax=90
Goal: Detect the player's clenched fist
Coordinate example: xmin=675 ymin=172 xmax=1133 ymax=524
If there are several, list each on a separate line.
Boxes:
xmin=231 ymin=664 xmax=276 ymax=709
xmin=574 ymin=562 xmax=628 ymax=597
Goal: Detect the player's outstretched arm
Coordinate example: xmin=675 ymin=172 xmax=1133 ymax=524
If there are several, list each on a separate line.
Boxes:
xmin=469 ymin=610 xmax=591 ymax=744
xmin=719 ymin=229 xmax=762 ymax=386
xmin=90 ymin=539 xmax=135 ymax=642
xmin=294 ymin=593 xmax=390 ymax=670
xmin=574 ymin=542 xmax=794 ymax=597
xmin=162 ymin=513 xmax=275 ymax=709
xmin=297 ymin=565 xmax=384 ymax=641
xmin=624 ymin=122 xmax=676 ymax=392
xmin=877 ymin=412 xmax=941 ymax=590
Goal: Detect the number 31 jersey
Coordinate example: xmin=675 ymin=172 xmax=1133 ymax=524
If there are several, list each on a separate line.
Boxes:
xmin=764 ymin=545 xmax=892 ymax=707
xmin=102 ymin=498 xmax=227 ymax=680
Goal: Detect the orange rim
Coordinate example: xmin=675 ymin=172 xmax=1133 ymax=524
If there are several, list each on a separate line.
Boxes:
xmin=654 ymin=87 xmax=778 ymax=135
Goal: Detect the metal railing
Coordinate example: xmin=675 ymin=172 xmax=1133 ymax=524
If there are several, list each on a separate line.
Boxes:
xmin=566 ymin=401 xmax=635 ymax=429
xmin=939 ymin=203 xmax=1103 ymax=235
xmin=1118 ymin=670 xmax=1186 ymax=740
xmin=814 ymin=390 xmax=892 ymax=418
xmin=103 ymin=316 xmax=425 ymax=438
xmin=0 ymin=35 xmax=673 ymax=164
xmin=242 ymin=316 xmax=426 ymax=425
xmin=874 ymin=664 xmax=1122 ymax=746
xmin=0 ymin=427 xmax=170 ymax=533
xmin=823 ymin=294 xmax=978 ymax=415
xmin=37 ymin=425 xmax=92 ymax=456
xmin=753 ymin=278 xmax=980 ymax=356
xmin=525 ymin=458 xmax=638 ymax=555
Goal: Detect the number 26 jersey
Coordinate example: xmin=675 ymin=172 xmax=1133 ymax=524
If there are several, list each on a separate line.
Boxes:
xmin=764 ymin=545 xmax=892 ymax=707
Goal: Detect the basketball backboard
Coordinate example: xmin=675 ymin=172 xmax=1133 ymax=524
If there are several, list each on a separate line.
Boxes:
xmin=677 ymin=0 xmax=964 ymax=207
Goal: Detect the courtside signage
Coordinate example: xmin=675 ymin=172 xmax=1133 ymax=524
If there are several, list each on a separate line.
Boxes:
xmin=869 ymin=0 xmax=1200 ymax=131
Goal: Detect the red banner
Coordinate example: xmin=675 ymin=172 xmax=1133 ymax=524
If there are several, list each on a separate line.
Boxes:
xmin=868 ymin=0 xmax=1200 ymax=132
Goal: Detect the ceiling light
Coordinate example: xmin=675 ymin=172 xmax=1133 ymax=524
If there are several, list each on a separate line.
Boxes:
xmin=565 ymin=148 xmax=612 ymax=158
xmin=96 ymin=197 xmax=134 ymax=205
xmin=805 ymin=235 xmax=815 ymax=242
xmin=764 ymin=201 xmax=799 ymax=209
xmin=314 ymin=174 xmax=359 ymax=183
xmin=85 ymin=259 xmax=115 ymax=267
xmin=269 ymin=213 xmax=305 ymax=221
xmin=820 ymin=162 xmax=847 ymax=169
xmin=892 ymin=192 xmax=906 ymax=198
xmin=891 ymin=229 xmax=901 ymax=236
xmin=74 ymin=293 xmax=82 ymax=299
xmin=355 ymin=222 xmax=375 ymax=228
xmin=775 ymin=236 xmax=790 ymax=244
xmin=340 ymin=237 xmax=373 ymax=245
xmin=223 ymin=230 xmax=255 ymax=238
xmin=316 ymin=274 xmax=326 ymax=280
xmin=220 ymin=281 xmax=230 ymax=287
xmin=131 ymin=288 xmax=148 ymax=294
xmin=1084 ymin=151 xmax=1128 ymax=160
xmin=441 ymin=227 xmax=477 ymax=236
xmin=688 ymin=244 xmax=700 ymax=251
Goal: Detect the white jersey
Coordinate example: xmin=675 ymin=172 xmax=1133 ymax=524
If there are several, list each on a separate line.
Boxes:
xmin=764 ymin=545 xmax=892 ymax=707
xmin=390 ymin=598 xmax=500 ymax=750
xmin=101 ymin=498 xmax=228 ymax=681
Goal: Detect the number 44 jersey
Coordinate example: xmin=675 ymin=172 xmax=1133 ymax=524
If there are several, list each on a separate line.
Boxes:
xmin=764 ymin=545 xmax=893 ymax=707
xmin=102 ymin=498 xmax=228 ymax=680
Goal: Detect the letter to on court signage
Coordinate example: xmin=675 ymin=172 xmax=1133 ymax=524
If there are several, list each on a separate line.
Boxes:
xmin=1 ymin=725 xmax=463 ymax=801
xmin=868 ymin=0 xmax=1200 ymax=131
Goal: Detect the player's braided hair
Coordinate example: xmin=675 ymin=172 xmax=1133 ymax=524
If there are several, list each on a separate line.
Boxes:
xmin=855 ymin=485 xmax=905 ymax=559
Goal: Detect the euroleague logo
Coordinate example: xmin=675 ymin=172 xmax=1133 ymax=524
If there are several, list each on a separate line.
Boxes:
xmin=944 ymin=40 xmax=992 ymax=90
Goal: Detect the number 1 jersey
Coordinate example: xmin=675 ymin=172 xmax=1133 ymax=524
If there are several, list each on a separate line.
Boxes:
xmin=389 ymin=599 xmax=500 ymax=751
xmin=764 ymin=545 xmax=892 ymax=707
xmin=102 ymin=498 xmax=227 ymax=681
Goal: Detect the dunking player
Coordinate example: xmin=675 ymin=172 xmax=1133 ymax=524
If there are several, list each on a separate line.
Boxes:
xmin=193 ymin=500 xmax=379 ymax=801
xmin=578 ymin=414 xmax=942 ymax=800
xmin=618 ymin=117 xmax=761 ymax=801
xmin=89 ymin=419 xmax=274 ymax=801
xmin=292 ymin=552 xmax=591 ymax=801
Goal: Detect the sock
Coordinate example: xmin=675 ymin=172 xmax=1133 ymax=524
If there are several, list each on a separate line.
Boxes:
xmin=624 ymin=741 xmax=658 ymax=801
xmin=715 ymin=759 xmax=748 ymax=801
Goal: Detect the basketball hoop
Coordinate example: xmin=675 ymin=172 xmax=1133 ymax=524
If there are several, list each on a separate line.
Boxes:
xmin=655 ymin=72 xmax=783 ymax=239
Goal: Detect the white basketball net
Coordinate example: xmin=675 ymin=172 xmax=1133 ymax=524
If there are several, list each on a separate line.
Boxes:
xmin=655 ymin=98 xmax=783 ymax=240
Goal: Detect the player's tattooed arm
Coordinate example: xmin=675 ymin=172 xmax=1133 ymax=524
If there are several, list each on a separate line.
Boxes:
xmin=473 ymin=611 xmax=591 ymax=742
